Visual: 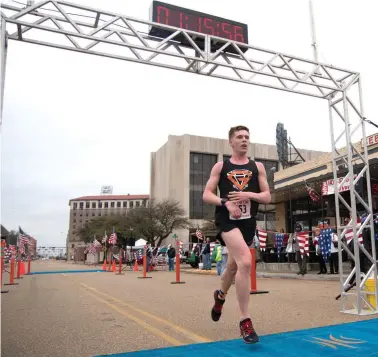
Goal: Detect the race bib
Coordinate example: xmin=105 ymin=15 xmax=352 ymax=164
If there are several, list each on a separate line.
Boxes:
xmin=229 ymin=200 xmax=251 ymax=220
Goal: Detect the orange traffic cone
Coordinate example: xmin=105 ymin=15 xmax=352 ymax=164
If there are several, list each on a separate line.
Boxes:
xmin=102 ymin=259 xmax=107 ymax=271
xmin=112 ymin=260 xmax=116 ymax=272
xmin=20 ymin=261 xmax=26 ymax=275
xmin=133 ymin=260 xmax=139 ymax=272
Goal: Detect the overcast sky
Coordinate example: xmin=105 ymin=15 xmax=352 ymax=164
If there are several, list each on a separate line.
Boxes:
xmin=1 ymin=0 xmax=376 ymax=247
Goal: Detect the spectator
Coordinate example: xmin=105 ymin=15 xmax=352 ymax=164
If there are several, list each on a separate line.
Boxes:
xmin=329 ymin=229 xmax=339 ymax=274
xmin=167 ymin=244 xmax=176 ymax=271
xmin=214 ymin=240 xmax=222 ymax=275
xmin=201 ymin=238 xmax=211 ymax=270
xmin=221 ymin=245 xmax=228 ymax=275
xmin=293 ymin=223 xmax=307 ymax=275
xmin=146 ymin=244 xmax=152 ymax=272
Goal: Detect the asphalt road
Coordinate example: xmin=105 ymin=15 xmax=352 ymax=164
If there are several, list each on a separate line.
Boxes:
xmin=1 ymin=260 xmax=376 ymax=357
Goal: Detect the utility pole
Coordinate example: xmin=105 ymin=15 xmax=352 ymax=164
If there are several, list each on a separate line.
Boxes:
xmin=309 ymin=0 xmax=319 ymax=63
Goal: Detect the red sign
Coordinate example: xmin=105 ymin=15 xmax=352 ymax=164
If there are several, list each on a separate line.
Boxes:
xmin=365 ymin=133 xmax=378 ymax=147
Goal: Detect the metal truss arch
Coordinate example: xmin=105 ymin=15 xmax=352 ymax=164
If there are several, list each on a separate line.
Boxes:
xmin=1 ymin=0 xmax=377 ymax=315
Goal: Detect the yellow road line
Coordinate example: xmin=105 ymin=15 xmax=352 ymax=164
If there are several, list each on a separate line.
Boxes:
xmin=82 ymin=287 xmax=183 ymax=346
xmin=80 ymin=283 xmax=212 ymax=343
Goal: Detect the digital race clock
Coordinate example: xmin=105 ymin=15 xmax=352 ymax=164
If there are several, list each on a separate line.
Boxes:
xmin=149 ymin=1 xmax=249 ymax=53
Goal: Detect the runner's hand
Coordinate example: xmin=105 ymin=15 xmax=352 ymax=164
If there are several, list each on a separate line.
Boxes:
xmin=228 ymin=191 xmax=250 ymax=202
xmin=225 ymin=201 xmax=241 ymax=219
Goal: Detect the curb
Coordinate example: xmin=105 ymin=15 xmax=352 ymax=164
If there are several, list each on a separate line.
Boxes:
xmin=181 ymin=269 xmax=343 ymax=281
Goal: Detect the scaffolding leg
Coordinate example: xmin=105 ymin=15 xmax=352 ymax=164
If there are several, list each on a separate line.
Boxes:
xmin=328 ymin=76 xmax=378 ymax=315
xmin=0 ymin=14 xmax=8 ymax=126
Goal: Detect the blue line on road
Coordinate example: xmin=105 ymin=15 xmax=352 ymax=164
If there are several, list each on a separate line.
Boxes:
xmin=29 ymin=270 xmax=106 ymax=275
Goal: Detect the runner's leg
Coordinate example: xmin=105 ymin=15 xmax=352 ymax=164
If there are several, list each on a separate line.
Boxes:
xmin=221 ymin=228 xmax=251 ymax=320
xmin=220 ymin=253 xmax=237 ymax=294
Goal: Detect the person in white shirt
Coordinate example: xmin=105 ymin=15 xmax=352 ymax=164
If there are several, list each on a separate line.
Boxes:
xmin=329 ymin=229 xmax=339 ymax=274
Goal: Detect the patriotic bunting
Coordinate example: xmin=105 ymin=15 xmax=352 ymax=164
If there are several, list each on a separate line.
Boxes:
xmin=319 ymin=229 xmax=332 ymax=263
xmin=257 ymin=229 xmax=267 ymax=251
xmin=297 ymin=232 xmax=310 ymax=258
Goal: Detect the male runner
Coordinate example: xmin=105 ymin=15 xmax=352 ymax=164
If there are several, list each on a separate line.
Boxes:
xmin=202 ymin=125 xmax=271 ymax=344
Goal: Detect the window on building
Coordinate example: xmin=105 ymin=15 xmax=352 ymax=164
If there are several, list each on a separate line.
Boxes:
xmin=92 ymin=202 xmax=96 ymax=209
xmin=73 ymin=219 xmax=76 ymax=223
xmin=73 ymin=225 xmax=76 ymax=229
xmin=73 ymin=213 xmax=76 ymax=217
xmin=223 ymin=154 xmax=231 ymax=161
xmin=136 ymin=201 xmax=140 ymax=207
xmin=142 ymin=200 xmax=147 ymax=207
xmin=79 ymin=202 xmax=84 ymax=209
xmin=130 ymin=201 xmax=134 ymax=208
xmin=98 ymin=213 xmax=101 ymax=216
xmin=190 ymin=152 xmax=218 ymax=219
xmin=123 ymin=201 xmax=127 ymax=208
xmin=80 ymin=213 xmax=82 ymax=217
xmin=98 ymin=201 xmax=103 ymax=208
xmin=255 ymin=159 xmax=278 ymax=187
xmin=104 ymin=202 xmax=108 ymax=208
xmin=92 ymin=213 xmax=95 ymax=216
xmin=73 ymin=202 xmax=77 ymax=210
xmin=111 ymin=202 xmax=115 ymax=208
xmin=79 ymin=219 xmax=82 ymax=222
xmin=86 ymin=202 xmax=90 ymax=208
xmin=117 ymin=202 xmax=121 ymax=208
xmin=85 ymin=213 xmax=88 ymax=216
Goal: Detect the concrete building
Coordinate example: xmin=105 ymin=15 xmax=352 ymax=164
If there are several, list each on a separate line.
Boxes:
xmin=272 ymin=132 xmax=378 ymax=234
xmin=66 ymin=194 xmax=149 ymax=260
xmin=150 ymin=134 xmax=326 ymax=246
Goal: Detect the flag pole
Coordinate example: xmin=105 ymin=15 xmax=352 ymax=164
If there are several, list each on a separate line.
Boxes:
xmin=104 ymin=230 xmax=107 ymax=265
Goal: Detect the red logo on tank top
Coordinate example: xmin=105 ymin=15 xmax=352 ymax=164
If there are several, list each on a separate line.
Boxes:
xmin=226 ymin=169 xmax=253 ymax=191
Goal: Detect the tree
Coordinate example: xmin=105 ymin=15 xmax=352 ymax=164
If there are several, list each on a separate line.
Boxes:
xmin=7 ymin=230 xmax=18 ymax=246
xmin=78 ymin=216 xmax=132 ymax=247
xmin=200 ymin=219 xmax=217 ymax=235
xmin=127 ymin=198 xmax=191 ymax=247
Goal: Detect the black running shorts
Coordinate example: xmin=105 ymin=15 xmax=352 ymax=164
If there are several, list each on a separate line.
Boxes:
xmin=215 ymin=216 xmax=257 ymax=247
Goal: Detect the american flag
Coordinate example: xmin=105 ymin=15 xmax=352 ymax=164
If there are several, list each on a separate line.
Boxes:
xmin=109 ymin=231 xmax=117 ymax=245
xmin=305 ymin=181 xmax=321 ymax=202
xmin=297 ymin=232 xmax=310 ymax=258
xmin=134 ymin=249 xmax=143 ymax=261
xmin=257 ymin=229 xmax=267 ymax=251
xmin=19 ymin=227 xmax=31 ymax=246
xmin=196 ymin=228 xmax=203 ymax=241
xmin=345 ymin=216 xmax=363 ymax=246
xmin=275 ymin=233 xmax=284 ymax=257
xmin=319 ymin=229 xmax=332 ymax=263
xmin=88 ymin=243 xmax=97 ymax=255
xmin=93 ymin=239 xmax=102 ymax=248
xmin=4 ymin=246 xmax=11 ymax=259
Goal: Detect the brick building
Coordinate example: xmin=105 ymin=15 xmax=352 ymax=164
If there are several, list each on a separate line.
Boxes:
xmin=66 ymin=194 xmax=149 ymax=260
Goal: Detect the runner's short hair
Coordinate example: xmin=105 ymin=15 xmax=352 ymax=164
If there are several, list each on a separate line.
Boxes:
xmin=228 ymin=125 xmax=249 ymax=140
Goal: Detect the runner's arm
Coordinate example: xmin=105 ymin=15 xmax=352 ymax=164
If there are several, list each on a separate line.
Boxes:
xmin=203 ymin=162 xmax=223 ymax=206
xmin=247 ymin=162 xmax=271 ymax=204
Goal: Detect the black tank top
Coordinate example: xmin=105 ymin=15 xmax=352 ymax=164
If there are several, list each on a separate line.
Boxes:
xmin=215 ymin=159 xmax=260 ymax=220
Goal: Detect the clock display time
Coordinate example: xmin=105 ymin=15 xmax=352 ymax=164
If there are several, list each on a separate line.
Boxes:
xmin=149 ymin=1 xmax=249 ymax=53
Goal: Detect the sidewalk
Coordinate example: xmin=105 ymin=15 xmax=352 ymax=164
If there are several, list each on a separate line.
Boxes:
xmin=182 ymin=268 xmax=344 ymax=281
